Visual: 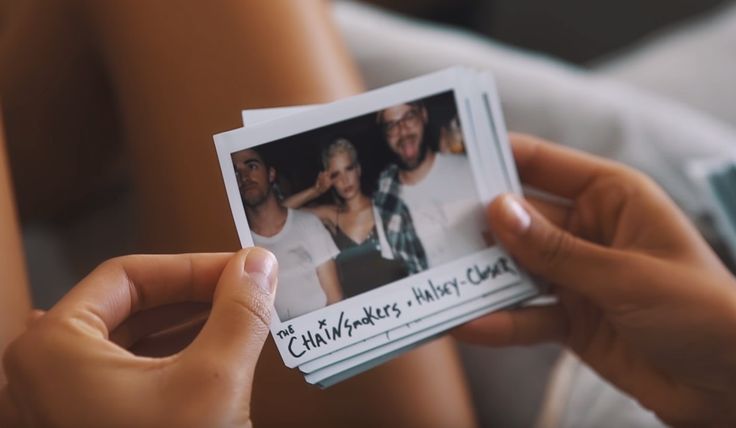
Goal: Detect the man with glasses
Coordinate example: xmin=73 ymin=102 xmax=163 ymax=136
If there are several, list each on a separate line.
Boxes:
xmin=374 ymin=102 xmax=487 ymax=271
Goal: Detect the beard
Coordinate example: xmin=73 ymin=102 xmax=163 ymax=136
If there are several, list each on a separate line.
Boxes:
xmin=395 ymin=134 xmax=429 ymax=171
xmin=240 ymin=184 xmax=270 ymax=208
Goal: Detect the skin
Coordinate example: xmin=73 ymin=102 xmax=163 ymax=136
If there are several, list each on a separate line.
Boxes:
xmin=379 ymin=104 xmax=435 ymax=185
xmin=0 ymin=114 xmax=30 ymax=387
xmin=86 ymin=0 xmax=364 ymax=254
xmin=1 ymin=0 xmax=363 ymax=246
xmin=284 ymin=150 xmax=375 ymax=244
xmin=1 ymin=249 xmax=278 ymax=428
xmin=455 ymin=134 xmax=736 ymax=427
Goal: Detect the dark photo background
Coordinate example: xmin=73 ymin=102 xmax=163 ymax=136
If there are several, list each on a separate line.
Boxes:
xmin=242 ymin=90 xmax=460 ymax=207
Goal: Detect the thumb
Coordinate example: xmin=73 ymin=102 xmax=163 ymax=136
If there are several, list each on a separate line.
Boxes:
xmin=183 ymin=247 xmax=277 ymax=375
xmin=489 ymin=193 xmax=626 ymax=305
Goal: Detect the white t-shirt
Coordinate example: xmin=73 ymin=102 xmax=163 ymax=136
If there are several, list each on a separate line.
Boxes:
xmin=399 ymin=153 xmax=486 ymax=268
xmin=252 ymin=209 xmax=339 ymax=321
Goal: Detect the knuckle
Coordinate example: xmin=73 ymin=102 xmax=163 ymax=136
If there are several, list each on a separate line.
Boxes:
xmin=603 ymin=166 xmax=658 ymax=199
xmin=94 ymin=255 xmax=129 ymax=274
xmin=597 ymin=171 xmax=639 ymax=199
xmin=587 ymin=168 xmax=656 ymax=218
xmin=539 ymin=228 xmax=577 ymax=275
xmin=234 ymin=294 xmax=272 ymax=335
xmin=100 ymin=255 xmax=127 ymax=267
xmin=620 ymin=168 xmax=657 ymax=195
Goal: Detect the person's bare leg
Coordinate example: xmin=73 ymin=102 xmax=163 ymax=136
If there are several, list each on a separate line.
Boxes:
xmin=81 ymin=1 xmax=477 ymax=425
xmin=81 ymin=0 xmax=361 ymax=252
xmin=0 ymin=113 xmax=31 ymax=385
xmin=0 ymin=0 xmax=124 ymax=220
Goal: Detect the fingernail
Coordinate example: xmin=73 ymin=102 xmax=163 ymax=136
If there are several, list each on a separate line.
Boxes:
xmin=500 ymin=194 xmax=531 ymax=235
xmin=244 ymin=248 xmax=277 ymax=294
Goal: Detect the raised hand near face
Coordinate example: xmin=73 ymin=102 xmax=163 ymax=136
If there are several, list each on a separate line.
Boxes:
xmin=314 ymin=170 xmax=335 ymax=195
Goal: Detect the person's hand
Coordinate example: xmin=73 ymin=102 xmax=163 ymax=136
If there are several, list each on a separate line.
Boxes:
xmin=0 ymin=248 xmax=277 ymax=428
xmin=314 ymin=171 xmax=334 ymax=195
xmin=455 ymin=134 xmax=736 ymax=426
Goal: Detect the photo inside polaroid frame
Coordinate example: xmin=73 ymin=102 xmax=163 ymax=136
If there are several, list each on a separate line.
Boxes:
xmin=230 ymin=91 xmax=490 ymax=324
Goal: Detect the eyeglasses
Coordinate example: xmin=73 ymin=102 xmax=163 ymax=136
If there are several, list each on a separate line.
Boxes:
xmin=382 ymin=108 xmax=421 ymax=137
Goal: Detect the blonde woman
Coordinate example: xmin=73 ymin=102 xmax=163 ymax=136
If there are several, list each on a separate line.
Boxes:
xmin=284 ymin=138 xmax=427 ymax=297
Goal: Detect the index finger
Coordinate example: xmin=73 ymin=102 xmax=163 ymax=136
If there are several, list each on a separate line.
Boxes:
xmin=511 ymin=133 xmax=622 ymax=199
xmin=49 ymin=253 xmax=233 ymax=338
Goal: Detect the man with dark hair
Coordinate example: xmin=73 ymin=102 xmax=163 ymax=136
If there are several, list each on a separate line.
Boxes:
xmin=232 ymin=148 xmax=342 ymax=320
xmin=375 ymin=102 xmax=486 ymax=270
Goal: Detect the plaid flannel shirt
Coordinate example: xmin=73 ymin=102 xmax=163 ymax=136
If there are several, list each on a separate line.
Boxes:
xmin=373 ymin=164 xmax=428 ymax=274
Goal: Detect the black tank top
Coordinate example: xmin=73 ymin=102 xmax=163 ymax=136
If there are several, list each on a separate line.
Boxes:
xmin=330 ymin=221 xmax=408 ymax=298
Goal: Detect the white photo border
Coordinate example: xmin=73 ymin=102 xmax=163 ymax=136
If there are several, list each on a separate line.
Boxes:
xmin=215 ymin=67 xmax=536 ymax=367
xmin=239 ymin=72 xmax=530 ymax=374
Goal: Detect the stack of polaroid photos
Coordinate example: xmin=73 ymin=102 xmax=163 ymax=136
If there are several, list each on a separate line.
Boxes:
xmin=214 ymin=67 xmax=540 ymax=387
xmin=688 ymin=157 xmax=736 ymax=267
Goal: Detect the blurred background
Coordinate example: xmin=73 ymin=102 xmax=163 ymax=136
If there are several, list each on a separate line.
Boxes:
xmin=365 ymin=0 xmax=729 ymax=63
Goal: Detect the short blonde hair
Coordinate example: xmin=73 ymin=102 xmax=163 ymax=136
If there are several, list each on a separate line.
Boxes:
xmin=322 ymin=138 xmax=358 ymax=169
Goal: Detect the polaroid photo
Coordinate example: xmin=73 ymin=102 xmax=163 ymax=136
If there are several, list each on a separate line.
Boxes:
xmin=304 ymin=282 xmax=538 ymax=386
xmin=215 ymin=67 xmax=540 ymax=371
xmin=241 ymin=73 xmax=536 ymax=377
xmin=298 ymin=269 xmax=535 ymax=375
xmin=310 ymin=291 xmax=537 ymax=389
xmin=218 ymin=67 xmax=536 ymax=372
